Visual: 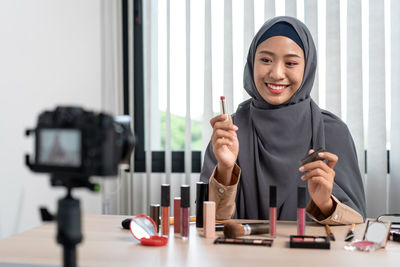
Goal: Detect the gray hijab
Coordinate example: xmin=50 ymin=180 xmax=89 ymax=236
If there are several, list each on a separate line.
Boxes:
xmin=200 ymin=16 xmax=366 ymax=220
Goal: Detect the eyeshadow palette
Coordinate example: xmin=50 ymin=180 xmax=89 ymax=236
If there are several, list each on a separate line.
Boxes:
xmin=290 ymin=235 xmax=330 ymax=249
xmin=214 ymin=237 xmax=273 ymax=247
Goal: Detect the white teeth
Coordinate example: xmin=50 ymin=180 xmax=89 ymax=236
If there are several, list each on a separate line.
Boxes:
xmin=267 ymin=83 xmax=287 ymax=90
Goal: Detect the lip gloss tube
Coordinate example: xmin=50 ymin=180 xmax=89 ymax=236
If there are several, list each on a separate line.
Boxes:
xmin=150 ymin=204 xmax=160 ymax=233
xmin=161 ymin=184 xmax=170 ymax=237
xmin=269 ymin=185 xmax=277 ymax=237
xmin=181 ymin=185 xmax=190 ymax=240
xmin=297 ymin=187 xmax=306 ymax=236
xmin=173 ymin=197 xmax=181 ymax=234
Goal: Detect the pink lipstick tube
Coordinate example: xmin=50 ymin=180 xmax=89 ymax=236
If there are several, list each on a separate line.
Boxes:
xmin=269 ymin=185 xmax=277 ymax=237
xmin=297 ymin=187 xmax=306 ymax=236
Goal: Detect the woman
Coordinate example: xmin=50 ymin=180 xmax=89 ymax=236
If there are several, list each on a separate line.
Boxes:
xmin=200 ymin=16 xmax=366 ymax=225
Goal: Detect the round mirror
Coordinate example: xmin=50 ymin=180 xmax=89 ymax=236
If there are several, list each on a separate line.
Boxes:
xmin=365 ymin=221 xmax=387 ymax=244
xmin=129 ymin=214 xmax=157 ymax=240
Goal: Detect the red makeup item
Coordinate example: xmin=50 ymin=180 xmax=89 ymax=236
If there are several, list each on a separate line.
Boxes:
xmin=129 ymin=214 xmax=168 ymax=246
xmin=297 ymin=187 xmax=306 ymax=236
xmin=161 ymin=184 xmax=170 ymax=237
xmin=174 ymin=197 xmax=181 ymax=234
xmin=181 ymin=185 xmax=190 ymax=240
xmin=269 ymin=185 xmax=277 ymax=237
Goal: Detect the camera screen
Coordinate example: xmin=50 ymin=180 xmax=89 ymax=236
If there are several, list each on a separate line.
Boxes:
xmin=38 ymin=129 xmax=81 ymax=167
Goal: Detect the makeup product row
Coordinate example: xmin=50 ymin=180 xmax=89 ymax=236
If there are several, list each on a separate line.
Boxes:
xmin=148 ymin=184 xmax=191 ymax=240
xmin=270 ymin=185 xmax=306 ymax=237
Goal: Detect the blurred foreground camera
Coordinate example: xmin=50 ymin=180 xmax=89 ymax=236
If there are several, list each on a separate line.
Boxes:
xmin=25 ymin=106 xmax=135 ymax=267
xmin=26 ymin=106 xmax=135 ymax=177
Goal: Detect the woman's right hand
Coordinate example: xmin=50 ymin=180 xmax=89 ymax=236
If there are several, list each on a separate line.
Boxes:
xmin=210 ymin=114 xmax=239 ymax=185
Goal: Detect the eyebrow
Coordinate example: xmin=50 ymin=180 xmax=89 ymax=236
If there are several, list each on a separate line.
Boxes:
xmin=257 ymin=50 xmax=302 ymax=58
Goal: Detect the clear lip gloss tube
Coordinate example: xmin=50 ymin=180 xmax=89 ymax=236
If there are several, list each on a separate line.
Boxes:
xmin=181 ymin=185 xmax=190 ymax=240
xmin=161 ymin=184 xmax=170 ymax=237
xmin=297 ymin=187 xmax=306 ymax=236
xmin=269 ymin=186 xmax=277 ymax=237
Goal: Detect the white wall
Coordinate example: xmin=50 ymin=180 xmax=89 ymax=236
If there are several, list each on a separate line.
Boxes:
xmin=0 ymin=0 xmax=103 ymax=239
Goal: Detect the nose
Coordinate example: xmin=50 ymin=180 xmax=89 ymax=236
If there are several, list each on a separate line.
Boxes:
xmin=269 ymin=62 xmax=285 ymax=81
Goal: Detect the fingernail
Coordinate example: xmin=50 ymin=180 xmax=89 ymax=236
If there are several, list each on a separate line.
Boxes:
xmin=299 ymin=166 xmax=304 ymax=172
xmin=233 ymin=125 xmax=238 ymax=130
xmin=300 ymin=175 xmax=305 ymax=180
xmin=318 ymin=152 xmax=324 ymax=156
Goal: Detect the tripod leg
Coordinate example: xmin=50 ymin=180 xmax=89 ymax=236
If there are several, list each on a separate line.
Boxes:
xmin=57 ymin=196 xmax=82 ymax=267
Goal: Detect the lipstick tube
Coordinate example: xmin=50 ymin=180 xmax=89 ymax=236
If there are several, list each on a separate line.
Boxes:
xmin=161 ymin=184 xmax=170 ymax=237
xmin=173 ymin=197 xmax=181 ymax=234
xmin=181 ymin=185 xmax=190 ymax=240
xmin=196 ymin=182 xmax=208 ymax=228
xmin=220 ymin=96 xmax=229 ymax=121
xmin=297 ymin=187 xmax=306 ymax=236
xmin=269 ymin=185 xmax=277 ymax=237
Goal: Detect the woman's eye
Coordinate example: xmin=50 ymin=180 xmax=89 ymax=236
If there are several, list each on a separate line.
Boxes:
xmin=261 ymin=58 xmax=271 ymax=63
xmin=286 ymin=62 xmax=298 ymax=66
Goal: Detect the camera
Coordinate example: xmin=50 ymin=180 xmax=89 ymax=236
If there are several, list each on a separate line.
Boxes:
xmin=25 ymin=106 xmax=135 ymax=177
xmin=25 ymin=106 xmax=135 ymax=267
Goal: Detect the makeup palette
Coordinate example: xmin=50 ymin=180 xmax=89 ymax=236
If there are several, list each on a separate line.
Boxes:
xmin=214 ymin=237 xmax=273 ymax=247
xmin=290 ymin=235 xmax=330 ymax=249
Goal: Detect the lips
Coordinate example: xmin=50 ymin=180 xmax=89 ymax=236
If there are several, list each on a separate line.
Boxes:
xmin=265 ymin=83 xmax=289 ymax=94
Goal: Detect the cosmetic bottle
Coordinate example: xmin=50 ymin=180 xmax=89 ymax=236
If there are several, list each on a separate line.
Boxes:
xmin=181 ymin=185 xmax=190 ymax=240
xmin=269 ymin=186 xmax=277 ymax=237
xmin=161 ymin=184 xmax=170 ymax=236
xmin=150 ymin=204 xmax=160 ymax=233
xmin=174 ymin=197 xmax=181 ymax=234
xmin=196 ymin=182 xmax=208 ymax=228
xmin=297 ymin=187 xmax=306 ymax=235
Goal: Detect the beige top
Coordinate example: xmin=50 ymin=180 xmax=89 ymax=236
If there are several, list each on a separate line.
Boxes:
xmin=208 ymin=165 xmax=363 ymax=225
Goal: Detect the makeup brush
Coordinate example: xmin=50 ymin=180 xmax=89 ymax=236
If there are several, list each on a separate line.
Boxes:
xmin=223 ymin=222 xmax=269 ymax=238
xmin=345 ymin=224 xmax=355 ymax=241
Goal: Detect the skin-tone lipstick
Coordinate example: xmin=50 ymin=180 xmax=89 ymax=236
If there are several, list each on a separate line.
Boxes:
xmin=297 ymin=187 xmax=306 ymax=235
xmin=269 ymin=185 xmax=277 ymax=237
xmin=161 ymin=184 xmax=170 ymax=237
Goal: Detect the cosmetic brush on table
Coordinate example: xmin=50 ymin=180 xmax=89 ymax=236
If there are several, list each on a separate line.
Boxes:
xmin=223 ymin=222 xmax=269 ymax=238
xmin=345 ymin=224 xmax=355 ymax=241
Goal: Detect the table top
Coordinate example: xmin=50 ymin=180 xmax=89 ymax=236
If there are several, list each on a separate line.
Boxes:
xmin=0 ymin=214 xmax=399 ymax=267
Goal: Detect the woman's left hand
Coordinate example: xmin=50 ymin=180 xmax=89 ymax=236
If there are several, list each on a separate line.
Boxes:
xmin=299 ymin=149 xmax=338 ymax=216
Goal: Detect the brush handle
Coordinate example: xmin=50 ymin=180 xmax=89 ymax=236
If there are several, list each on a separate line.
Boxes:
xmin=244 ymin=223 xmax=269 ymax=235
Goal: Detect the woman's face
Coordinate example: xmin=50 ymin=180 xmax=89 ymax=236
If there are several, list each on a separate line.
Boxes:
xmin=253 ymin=36 xmax=305 ymax=105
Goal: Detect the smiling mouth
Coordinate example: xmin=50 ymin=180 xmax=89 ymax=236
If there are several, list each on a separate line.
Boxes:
xmin=265 ymin=83 xmax=289 ymax=94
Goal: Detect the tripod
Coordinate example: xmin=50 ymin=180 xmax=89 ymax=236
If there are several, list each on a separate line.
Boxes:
xmin=51 ymin=174 xmax=99 ymax=267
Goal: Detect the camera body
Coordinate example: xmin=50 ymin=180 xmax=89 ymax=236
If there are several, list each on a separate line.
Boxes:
xmin=26 ymin=106 xmax=135 ymax=176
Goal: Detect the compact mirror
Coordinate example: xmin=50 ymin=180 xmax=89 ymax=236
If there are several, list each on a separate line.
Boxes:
xmin=363 ymin=219 xmax=391 ymax=248
xmin=129 ymin=214 xmax=168 ymax=246
xmin=130 ymin=214 xmax=156 ymax=240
